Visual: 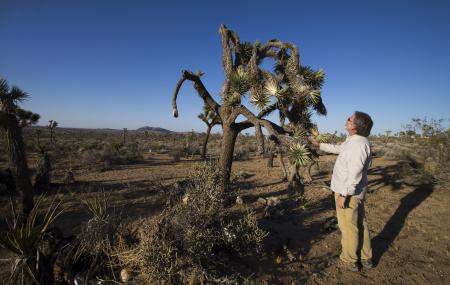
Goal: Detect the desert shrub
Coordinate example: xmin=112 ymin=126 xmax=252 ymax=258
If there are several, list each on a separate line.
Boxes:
xmin=233 ymin=146 xmax=250 ymax=161
xmin=0 ymin=196 xmax=64 ymax=284
xmin=116 ymin=161 xmax=268 ymax=283
xmin=168 ymin=148 xmax=183 ymax=162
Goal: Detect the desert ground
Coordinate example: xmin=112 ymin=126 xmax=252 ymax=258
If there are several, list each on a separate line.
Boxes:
xmin=0 ymin=129 xmax=449 ymax=284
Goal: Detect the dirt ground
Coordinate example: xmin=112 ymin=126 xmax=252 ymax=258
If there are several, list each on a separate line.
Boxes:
xmin=1 ymin=151 xmax=449 ymax=284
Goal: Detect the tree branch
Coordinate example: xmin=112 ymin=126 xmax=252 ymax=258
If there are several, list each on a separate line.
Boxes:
xmin=172 ymin=70 xmax=220 ymax=118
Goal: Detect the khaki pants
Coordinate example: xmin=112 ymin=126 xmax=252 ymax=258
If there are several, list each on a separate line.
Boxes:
xmin=335 ymin=192 xmax=372 ymax=264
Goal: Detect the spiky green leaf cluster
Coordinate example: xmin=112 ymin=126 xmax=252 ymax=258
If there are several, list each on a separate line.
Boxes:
xmin=288 ymin=143 xmax=311 ymax=166
xmin=0 ymin=196 xmax=64 ymax=284
xmin=82 ymin=191 xmax=110 ymax=222
xmin=250 ymin=88 xmax=270 ymax=110
xmin=293 ymin=127 xmax=308 ymax=140
xmin=228 ymin=65 xmax=250 ymax=96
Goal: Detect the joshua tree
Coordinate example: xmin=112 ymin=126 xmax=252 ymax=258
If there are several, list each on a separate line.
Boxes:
xmin=34 ymin=150 xmax=51 ymax=193
xmin=35 ymin=129 xmax=42 ymax=148
xmin=198 ymin=105 xmax=221 ymax=159
xmin=48 ymin=119 xmax=58 ymax=143
xmin=255 ymin=124 xmax=265 ymax=156
xmin=172 ymin=25 xmax=326 ymax=191
xmin=123 ymin=127 xmax=128 ymax=145
xmin=0 ymin=78 xmax=40 ymax=218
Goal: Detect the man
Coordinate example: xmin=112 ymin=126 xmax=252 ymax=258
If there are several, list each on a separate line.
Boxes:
xmin=308 ymin=111 xmax=374 ymax=271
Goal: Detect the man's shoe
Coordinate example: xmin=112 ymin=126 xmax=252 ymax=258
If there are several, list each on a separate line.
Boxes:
xmin=361 ymin=259 xmax=374 ymax=269
xmin=338 ymin=261 xmax=360 ymax=272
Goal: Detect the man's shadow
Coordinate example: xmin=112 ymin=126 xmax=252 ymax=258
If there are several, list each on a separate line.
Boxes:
xmin=372 ymin=182 xmax=434 ymax=264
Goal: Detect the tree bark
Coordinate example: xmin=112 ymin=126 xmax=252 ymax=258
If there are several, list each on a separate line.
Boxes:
xmin=219 ymin=125 xmax=239 ymax=190
xmin=201 ymin=124 xmax=212 ymax=159
xmin=267 ymin=152 xmax=274 ymax=167
xmin=255 ymin=124 xmax=265 ymax=156
xmin=2 ymin=114 xmax=34 ymax=218
xmin=287 ymin=164 xmax=304 ymax=195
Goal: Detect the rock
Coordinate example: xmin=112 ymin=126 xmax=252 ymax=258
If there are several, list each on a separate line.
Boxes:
xmin=266 ymin=196 xmax=280 ymax=206
xmin=275 ymin=256 xmax=283 ymax=264
xmin=120 ymin=268 xmax=130 ymax=282
xmin=257 ymin=197 xmax=267 ymax=205
xmin=284 ymin=245 xmax=296 ymax=262
xmin=182 ymin=193 xmax=190 ymax=205
xmin=236 ymin=196 xmax=244 ymax=205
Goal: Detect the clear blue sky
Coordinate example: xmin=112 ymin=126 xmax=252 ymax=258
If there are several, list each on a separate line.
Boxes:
xmin=1 ymin=0 xmax=449 ymax=135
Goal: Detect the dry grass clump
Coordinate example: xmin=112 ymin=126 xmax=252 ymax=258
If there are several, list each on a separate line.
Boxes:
xmin=114 ymin=161 xmax=268 ymax=283
xmin=0 ymin=196 xmax=64 ymax=284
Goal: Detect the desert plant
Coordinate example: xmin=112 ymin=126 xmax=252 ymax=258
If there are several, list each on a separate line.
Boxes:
xmin=0 ymin=196 xmax=63 ymax=284
xmin=171 ymin=25 xmax=326 ymax=191
xmin=117 ymin=161 xmax=267 ymax=283
xmin=82 ymin=190 xmax=110 ymax=222
xmin=0 ymin=78 xmax=40 ymax=218
xmin=123 ymin=128 xmax=127 ymax=145
xmin=48 ymin=120 xmax=58 ymax=143
xmin=34 ymin=150 xmax=51 ymax=193
xmin=198 ymin=105 xmax=221 ymax=159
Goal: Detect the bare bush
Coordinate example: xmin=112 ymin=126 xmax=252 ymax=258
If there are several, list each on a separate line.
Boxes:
xmin=114 ymin=161 xmax=268 ymax=283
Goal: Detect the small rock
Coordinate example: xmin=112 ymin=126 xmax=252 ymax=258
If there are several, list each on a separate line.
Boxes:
xmin=266 ymin=196 xmax=280 ymax=206
xmin=182 ymin=194 xmax=190 ymax=205
xmin=236 ymin=196 xmax=244 ymax=205
xmin=257 ymin=197 xmax=267 ymax=204
xmin=120 ymin=268 xmax=130 ymax=282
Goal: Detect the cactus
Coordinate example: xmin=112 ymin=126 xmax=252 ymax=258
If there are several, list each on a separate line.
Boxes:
xmin=171 ymin=25 xmax=326 ymax=191
xmin=0 ymin=78 xmax=40 ymax=218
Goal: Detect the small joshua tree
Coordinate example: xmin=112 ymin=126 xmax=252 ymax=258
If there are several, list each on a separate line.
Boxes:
xmin=48 ymin=119 xmax=58 ymax=143
xmin=172 ymin=25 xmax=326 ymax=192
xmin=35 ymin=129 xmax=42 ymax=148
xmin=0 ymin=78 xmax=40 ymax=218
xmin=198 ymin=105 xmax=221 ymax=159
xmin=123 ymin=127 xmax=128 ymax=145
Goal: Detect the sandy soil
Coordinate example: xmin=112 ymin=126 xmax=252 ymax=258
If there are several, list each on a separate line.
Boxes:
xmin=1 ymin=152 xmax=449 ymax=284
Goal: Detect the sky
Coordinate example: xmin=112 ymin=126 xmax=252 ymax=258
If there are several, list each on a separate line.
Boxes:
xmin=1 ymin=0 xmax=449 ymax=135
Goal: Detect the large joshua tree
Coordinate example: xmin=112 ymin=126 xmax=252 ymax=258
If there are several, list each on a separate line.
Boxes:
xmin=0 ymin=78 xmax=40 ymax=217
xmin=172 ymin=25 xmax=326 ymax=191
xmin=198 ymin=105 xmax=221 ymax=159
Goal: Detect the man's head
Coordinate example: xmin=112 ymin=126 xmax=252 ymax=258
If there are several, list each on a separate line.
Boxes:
xmin=345 ymin=111 xmax=373 ymax=137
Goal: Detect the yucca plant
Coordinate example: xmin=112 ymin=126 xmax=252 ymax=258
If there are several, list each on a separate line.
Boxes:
xmin=0 ymin=78 xmax=40 ymax=218
xmin=288 ymin=143 xmax=311 ymax=167
xmin=82 ymin=190 xmax=110 ymax=222
xmin=0 ymin=196 xmax=64 ymax=284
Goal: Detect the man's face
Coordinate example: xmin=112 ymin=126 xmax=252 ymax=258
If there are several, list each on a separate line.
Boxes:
xmin=345 ymin=113 xmax=356 ymax=134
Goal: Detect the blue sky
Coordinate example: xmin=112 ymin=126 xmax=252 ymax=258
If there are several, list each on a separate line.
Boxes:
xmin=1 ymin=0 xmax=449 ymax=134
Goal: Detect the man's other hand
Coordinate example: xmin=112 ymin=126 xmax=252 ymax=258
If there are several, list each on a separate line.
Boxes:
xmin=337 ymin=196 xmax=346 ymax=209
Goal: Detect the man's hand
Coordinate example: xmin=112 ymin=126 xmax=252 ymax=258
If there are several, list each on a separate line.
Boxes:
xmin=337 ymin=196 xmax=346 ymax=209
xmin=308 ymin=136 xmax=320 ymax=147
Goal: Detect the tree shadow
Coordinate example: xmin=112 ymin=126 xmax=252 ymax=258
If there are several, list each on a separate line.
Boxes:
xmin=372 ymin=181 xmax=434 ymax=264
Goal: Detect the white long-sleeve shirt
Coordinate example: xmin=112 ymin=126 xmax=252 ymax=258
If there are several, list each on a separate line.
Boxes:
xmin=320 ymin=135 xmax=372 ymax=200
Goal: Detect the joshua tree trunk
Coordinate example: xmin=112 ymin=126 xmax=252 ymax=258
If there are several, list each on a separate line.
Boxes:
xmin=287 ymin=164 xmax=304 ymax=195
xmin=123 ymin=128 xmax=127 ymax=145
xmin=220 ymin=124 xmax=239 ymax=188
xmin=201 ymin=124 xmax=212 ymax=159
xmin=267 ymin=152 xmax=274 ymax=167
xmin=255 ymin=124 xmax=265 ymax=156
xmin=1 ymin=114 xmax=34 ymax=217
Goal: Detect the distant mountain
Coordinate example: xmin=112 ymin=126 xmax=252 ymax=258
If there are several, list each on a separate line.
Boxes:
xmin=136 ymin=126 xmax=174 ymax=133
